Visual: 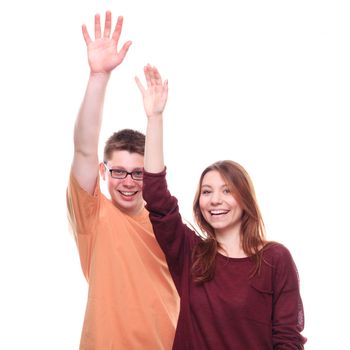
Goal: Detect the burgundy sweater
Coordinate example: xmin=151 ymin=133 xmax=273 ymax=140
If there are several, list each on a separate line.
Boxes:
xmin=143 ymin=170 xmax=306 ymax=350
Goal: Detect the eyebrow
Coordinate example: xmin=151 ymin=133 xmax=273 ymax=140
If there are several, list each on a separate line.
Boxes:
xmin=201 ymin=184 xmax=212 ymax=188
xmin=109 ymin=166 xmax=143 ymax=171
xmin=201 ymin=184 xmax=228 ymax=189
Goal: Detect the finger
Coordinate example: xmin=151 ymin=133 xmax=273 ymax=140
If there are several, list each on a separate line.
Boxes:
xmin=144 ymin=65 xmax=152 ymax=88
xmin=82 ymin=24 xmax=92 ymax=45
xmin=149 ymin=66 xmax=157 ymax=86
xmin=135 ymin=76 xmax=146 ymax=95
xmin=112 ymin=16 xmax=123 ymax=44
xmin=152 ymin=66 xmax=162 ymax=85
xmin=103 ymin=11 xmax=112 ymax=38
xmin=117 ymin=41 xmax=132 ymax=61
xmin=94 ymin=14 xmax=101 ymax=39
xmin=163 ymin=79 xmax=169 ymax=99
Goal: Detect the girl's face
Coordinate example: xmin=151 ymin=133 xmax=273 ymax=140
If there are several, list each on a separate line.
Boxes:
xmin=199 ymin=170 xmax=243 ymax=236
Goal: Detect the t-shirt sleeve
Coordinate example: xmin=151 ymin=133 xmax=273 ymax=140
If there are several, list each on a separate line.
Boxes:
xmin=272 ymin=245 xmax=307 ymax=349
xmin=142 ymin=169 xmax=193 ymax=289
xmin=66 ymin=172 xmax=100 ymax=280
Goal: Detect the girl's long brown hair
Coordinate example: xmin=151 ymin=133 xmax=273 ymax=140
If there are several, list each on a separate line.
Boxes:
xmin=192 ymin=160 xmax=266 ymax=283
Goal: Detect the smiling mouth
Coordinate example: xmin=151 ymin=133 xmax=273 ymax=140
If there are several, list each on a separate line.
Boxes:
xmin=209 ymin=210 xmax=229 ymax=216
xmin=119 ymin=190 xmax=138 ymax=197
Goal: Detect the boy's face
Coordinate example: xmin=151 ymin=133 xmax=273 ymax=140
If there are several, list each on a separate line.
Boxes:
xmin=101 ymin=150 xmax=144 ymax=216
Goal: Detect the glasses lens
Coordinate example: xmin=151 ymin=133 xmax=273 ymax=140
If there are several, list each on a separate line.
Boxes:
xmin=111 ymin=169 xmax=127 ymax=179
xmin=132 ymin=171 xmax=143 ymax=180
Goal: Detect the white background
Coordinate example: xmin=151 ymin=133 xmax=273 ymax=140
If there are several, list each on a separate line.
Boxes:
xmin=0 ymin=0 xmax=349 ymax=349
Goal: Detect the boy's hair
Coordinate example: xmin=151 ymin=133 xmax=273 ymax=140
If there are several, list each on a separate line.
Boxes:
xmin=103 ymin=129 xmax=145 ymax=161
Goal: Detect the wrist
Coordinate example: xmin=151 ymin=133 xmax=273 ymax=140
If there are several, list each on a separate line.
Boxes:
xmin=89 ymin=71 xmax=111 ymax=82
xmin=147 ymin=114 xmax=163 ymax=129
xmin=147 ymin=112 xmax=164 ymax=120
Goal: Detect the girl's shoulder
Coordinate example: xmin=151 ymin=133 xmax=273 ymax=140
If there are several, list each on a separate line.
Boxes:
xmin=261 ymin=241 xmax=294 ymax=265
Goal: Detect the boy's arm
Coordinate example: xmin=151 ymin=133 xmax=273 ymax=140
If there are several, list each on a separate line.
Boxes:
xmin=72 ymin=12 xmax=132 ymax=194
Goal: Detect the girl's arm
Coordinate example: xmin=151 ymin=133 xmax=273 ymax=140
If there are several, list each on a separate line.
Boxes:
xmin=272 ymin=246 xmax=307 ymax=349
xmin=135 ymin=65 xmax=167 ymax=173
xmin=136 ymin=66 xmax=196 ymax=290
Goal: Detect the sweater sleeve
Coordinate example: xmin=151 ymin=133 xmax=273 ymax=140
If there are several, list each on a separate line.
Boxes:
xmin=272 ymin=245 xmax=307 ymax=349
xmin=142 ymin=169 xmax=195 ymax=290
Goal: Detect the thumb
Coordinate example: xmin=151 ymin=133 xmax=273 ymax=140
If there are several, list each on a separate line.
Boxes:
xmin=135 ymin=76 xmax=145 ymax=95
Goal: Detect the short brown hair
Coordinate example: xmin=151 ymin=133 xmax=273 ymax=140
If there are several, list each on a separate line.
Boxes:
xmin=103 ymin=129 xmax=145 ymax=161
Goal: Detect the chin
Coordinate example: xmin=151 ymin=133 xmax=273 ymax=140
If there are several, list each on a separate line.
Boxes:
xmin=119 ymin=199 xmax=143 ymax=215
xmin=211 ymin=222 xmax=230 ymax=230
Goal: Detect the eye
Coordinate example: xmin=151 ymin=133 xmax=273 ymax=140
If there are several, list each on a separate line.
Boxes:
xmin=201 ymin=190 xmax=211 ymax=195
xmin=223 ymin=188 xmax=231 ymax=194
xmin=132 ymin=170 xmax=143 ymax=179
xmin=112 ymin=169 xmax=126 ymax=176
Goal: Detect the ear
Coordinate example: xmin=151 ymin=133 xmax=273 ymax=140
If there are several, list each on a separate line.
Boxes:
xmin=99 ymin=162 xmax=106 ymax=181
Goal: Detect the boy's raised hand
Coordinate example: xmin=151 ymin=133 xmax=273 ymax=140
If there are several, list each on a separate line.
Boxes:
xmin=82 ymin=11 xmax=132 ymax=74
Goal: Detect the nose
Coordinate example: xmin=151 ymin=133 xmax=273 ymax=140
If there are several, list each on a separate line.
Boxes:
xmin=210 ymin=191 xmax=223 ymax=205
xmin=122 ymin=173 xmax=136 ymax=186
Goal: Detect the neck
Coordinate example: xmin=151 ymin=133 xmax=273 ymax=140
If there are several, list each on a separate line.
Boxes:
xmin=114 ymin=200 xmax=144 ymax=217
xmin=216 ymin=228 xmax=247 ymax=258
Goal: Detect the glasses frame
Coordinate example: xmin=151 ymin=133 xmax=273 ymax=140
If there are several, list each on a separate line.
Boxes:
xmin=103 ymin=162 xmax=143 ymax=181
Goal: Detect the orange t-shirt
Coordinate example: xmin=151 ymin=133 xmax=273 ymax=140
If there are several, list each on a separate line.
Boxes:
xmin=67 ymin=174 xmax=179 ymax=350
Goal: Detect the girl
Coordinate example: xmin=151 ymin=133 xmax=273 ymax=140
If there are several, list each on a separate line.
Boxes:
xmin=136 ymin=65 xmax=306 ymax=349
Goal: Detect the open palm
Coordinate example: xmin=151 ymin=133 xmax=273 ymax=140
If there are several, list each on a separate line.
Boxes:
xmin=135 ymin=65 xmax=168 ymax=118
xmin=82 ymin=12 xmax=131 ymax=74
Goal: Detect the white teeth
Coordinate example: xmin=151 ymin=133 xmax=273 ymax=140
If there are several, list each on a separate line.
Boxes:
xmin=120 ymin=191 xmax=137 ymax=196
xmin=210 ymin=210 xmax=229 ymax=215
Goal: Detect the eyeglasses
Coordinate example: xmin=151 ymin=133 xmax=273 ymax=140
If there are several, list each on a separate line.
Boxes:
xmin=103 ymin=162 xmax=143 ymax=181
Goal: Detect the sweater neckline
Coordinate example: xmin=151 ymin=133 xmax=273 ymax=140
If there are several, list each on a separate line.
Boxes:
xmin=216 ymin=252 xmax=251 ymax=262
